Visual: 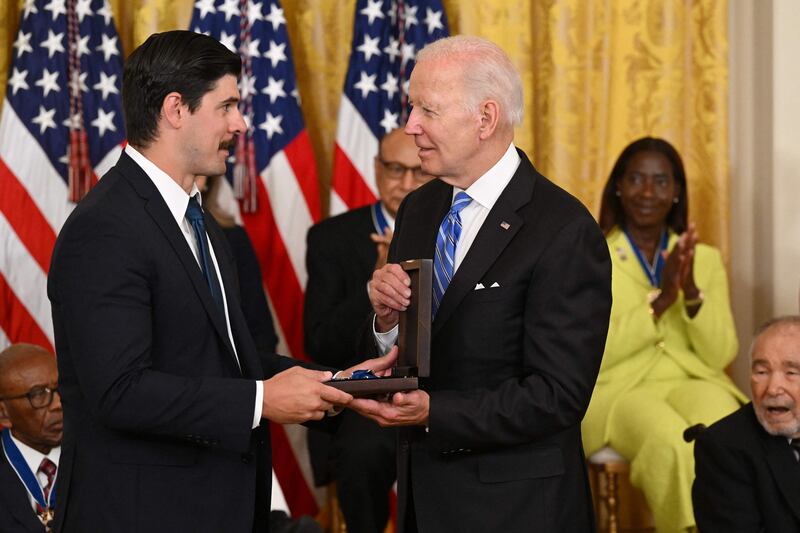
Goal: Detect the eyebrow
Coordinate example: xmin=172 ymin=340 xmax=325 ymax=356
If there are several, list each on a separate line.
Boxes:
xmin=220 ymin=97 xmax=239 ymax=106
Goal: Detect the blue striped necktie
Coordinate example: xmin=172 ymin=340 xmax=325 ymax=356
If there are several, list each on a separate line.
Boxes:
xmin=432 ymin=191 xmax=472 ymax=317
xmin=186 ymin=195 xmax=225 ymax=313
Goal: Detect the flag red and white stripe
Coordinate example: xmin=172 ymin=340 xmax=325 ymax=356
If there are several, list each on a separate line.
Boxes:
xmin=0 ymin=0 xmax=125 ymax=352
xmin=190 ymin=0 xmax=322 ymax=517
xmin=331 ymin=0 xmax=449 ymax=215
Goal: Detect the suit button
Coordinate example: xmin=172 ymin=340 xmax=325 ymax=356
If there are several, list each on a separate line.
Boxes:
xmin=241 ymin=452 xmax=254 ymax=464
xmin=656 ymin=340 xmax=665 ymax=349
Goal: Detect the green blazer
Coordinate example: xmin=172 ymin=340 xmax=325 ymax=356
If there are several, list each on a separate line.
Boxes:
xmin=582 ymin=227 xmax=747 ymax=454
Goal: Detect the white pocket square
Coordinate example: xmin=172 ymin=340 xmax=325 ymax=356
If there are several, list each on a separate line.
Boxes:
xmin=474 ymin=283 xmax=485 ymax=290
xmin=490 ymin=282 xmax=500 ymax=288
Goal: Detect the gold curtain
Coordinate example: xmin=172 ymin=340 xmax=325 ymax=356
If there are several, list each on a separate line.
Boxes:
xmin=0 ymin=0 xmax=729 ymax=254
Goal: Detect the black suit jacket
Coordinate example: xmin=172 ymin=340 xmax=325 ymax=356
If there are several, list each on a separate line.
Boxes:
xmin=304 ymin=204 xmax=377 ymax=368
xmin=222 ymin=225 xmax=279 ymax=356
xmin=693 ymin=403 xmax=800 ymax=532
xmin=47 ymin=152 xmax=298 ymax=533
xmin=303 ymin=205 xmax=395 ymax=487
xmin=381 ymin=149 xmax=611 ymax=532
xmin=0 ymin=451 xmax=45 ymax=533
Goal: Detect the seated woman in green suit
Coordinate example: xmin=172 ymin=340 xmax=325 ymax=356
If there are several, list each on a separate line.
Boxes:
xmin=582 ymin=137 xmax=746 ymax=533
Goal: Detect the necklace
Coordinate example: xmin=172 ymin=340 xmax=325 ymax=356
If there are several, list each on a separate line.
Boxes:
xmin=623 ymin=228 xmax=669 ymax=287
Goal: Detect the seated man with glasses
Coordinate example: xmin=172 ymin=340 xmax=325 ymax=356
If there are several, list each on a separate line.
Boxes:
xmin=0 ymin=343 xmax=62 ymax=532
xmin=304 ymin=127 xmax=432 ymax=533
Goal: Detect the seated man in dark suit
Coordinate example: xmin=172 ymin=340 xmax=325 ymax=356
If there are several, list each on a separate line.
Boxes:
xmin=304 ymin=128 xmax=432 ymax=533
xmin=0 ymin=343 xmax=62 ymax=532
xmin=693 ymin=315 xmax=800 ymax=532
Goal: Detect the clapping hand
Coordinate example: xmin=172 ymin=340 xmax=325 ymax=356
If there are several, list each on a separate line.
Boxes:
xmin=652 ymin=223 xmax=699 ymax=318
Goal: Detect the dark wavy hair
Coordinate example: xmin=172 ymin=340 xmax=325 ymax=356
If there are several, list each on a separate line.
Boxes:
xmin=123 ymin=30 xmax=241 ymax=148
xmin=598 ymin=137 xmax=689 ymax=236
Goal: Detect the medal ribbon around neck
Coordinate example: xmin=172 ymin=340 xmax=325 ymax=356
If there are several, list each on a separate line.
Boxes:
xmin=623 ymin=228 xmax=669 ymax=287
xmin=1 ymin=428 xmax=57 ymax=512
xmin=371 ymin=201 xmax=390 ymax=235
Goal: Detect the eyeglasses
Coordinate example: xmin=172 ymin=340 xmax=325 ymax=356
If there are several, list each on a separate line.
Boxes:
xmin=378 ymin=158 xmax=426 ymax=182
xmin=0 ymin=385 xmax=60 ymax=409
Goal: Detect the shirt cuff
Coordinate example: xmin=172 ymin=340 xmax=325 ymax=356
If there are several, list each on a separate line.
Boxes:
xmin=373 ymin=315 xmax=399 ymax=354
xmin=252 ymin=380 xmax=264 ymax=429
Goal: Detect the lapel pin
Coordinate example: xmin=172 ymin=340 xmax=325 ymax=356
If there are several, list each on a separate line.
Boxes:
xmin=616 ymin=247 xmax=627 ymax=261
xmin=500 ymin=221 xmax=510 ymax=230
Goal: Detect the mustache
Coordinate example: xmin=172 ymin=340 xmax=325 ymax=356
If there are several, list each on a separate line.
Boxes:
xmin=761 ymin=398 xmax=796 ymax=409
xmin=219 ymin=138 xmax=237 ymax=151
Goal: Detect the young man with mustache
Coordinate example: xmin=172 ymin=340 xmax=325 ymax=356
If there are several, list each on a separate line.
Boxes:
xmin=47 ymin=30 xmax=393 ymax=533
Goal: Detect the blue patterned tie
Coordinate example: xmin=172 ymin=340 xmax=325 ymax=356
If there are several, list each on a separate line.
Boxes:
xmin=432 ymin=191 xmax=472 ymax=317
xmin=186 ymin=195 xmax=225 ymax=313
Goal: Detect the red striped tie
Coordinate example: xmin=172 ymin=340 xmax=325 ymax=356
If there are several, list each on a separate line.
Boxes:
xmin=36 ymin=457 xmax=57 ymax=514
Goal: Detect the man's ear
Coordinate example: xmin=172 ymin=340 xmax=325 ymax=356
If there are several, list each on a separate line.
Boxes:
xmin=0 ymin=402 xmax=12 ymax=429
xmin=162 ymin=92 xmax=185 ymax=129
xmin=477 ymin=99 xmax=500 ymax=140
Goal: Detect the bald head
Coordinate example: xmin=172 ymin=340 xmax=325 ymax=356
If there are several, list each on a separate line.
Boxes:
xmin=0 ymin=343 xmax=54 ymax=393
xmin=0 ymin=343 xmax=62 ymax=453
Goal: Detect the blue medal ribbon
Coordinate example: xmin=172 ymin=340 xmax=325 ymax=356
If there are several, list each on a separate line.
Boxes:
xmin=370 ymin=201 xmax=390 ymax=235
xmin=623 ymin=228 xmax=669 ymax=287
xmin=1 ymin=428 xmax=57 ymax=511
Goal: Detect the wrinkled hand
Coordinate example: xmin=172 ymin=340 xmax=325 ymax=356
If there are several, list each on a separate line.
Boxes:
xmin=340 ymin=346 xmax=399 ymax=379
xmin=368 ymin=263 xmax=410 ymax=332
xmin=350 ymin=389 xmax=430 ymax=427
xmin=261 ymin=367 xmax=353 ymax=424
xmin=371 ymin=228 xmax=394 ymax=270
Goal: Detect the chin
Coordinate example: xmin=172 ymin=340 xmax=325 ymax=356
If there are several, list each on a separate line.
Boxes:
xmin=756 ymin=409 xmax=800 ymax=437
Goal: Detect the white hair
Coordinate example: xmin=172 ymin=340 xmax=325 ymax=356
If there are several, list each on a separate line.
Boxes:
xmin=749 ymin=315 xmax=800 ymax=360
xmin=415 ymin=35 xmax=524 ymax=128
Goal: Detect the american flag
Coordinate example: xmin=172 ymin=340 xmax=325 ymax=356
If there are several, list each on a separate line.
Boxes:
xmin=330 ymin=0 xmax=449 ymax=215
xmin=0 ymin=0 xmax=125 ymax=351
xmin=190 ymin=0 xmax=321 ymax=517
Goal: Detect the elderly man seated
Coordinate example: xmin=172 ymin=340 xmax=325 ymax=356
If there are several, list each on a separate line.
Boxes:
xmin=0 ymin=343 xmax=63 ymax=532
xmin=692 ymin=316 xmax=800 ymax=532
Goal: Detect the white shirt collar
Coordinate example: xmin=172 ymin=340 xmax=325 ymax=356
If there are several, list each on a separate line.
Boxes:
xmin=125 ymin=144 xmax=201 ymax=226
xmin=8 ymin=432 xmax=60 ymax=475
xmin=455 ymin=142 xmax=521 ymax=209
xmin=379 ymin=203 xmax=396 ymax=231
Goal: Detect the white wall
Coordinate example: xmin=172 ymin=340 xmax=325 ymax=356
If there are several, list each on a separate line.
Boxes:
xmin=729 ymin=0 xmax=800 ymax=393
xmin=772 ymin=0 xmax=800 ymax=314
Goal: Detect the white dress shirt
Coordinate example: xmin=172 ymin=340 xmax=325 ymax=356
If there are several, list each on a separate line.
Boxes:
xmin=125 ymin=145 xmax=263 ymax=427
xmin=374 ymin=143 xmax=521 ymax=350
xmin=8 ymin=433 xmax=60 ymax=512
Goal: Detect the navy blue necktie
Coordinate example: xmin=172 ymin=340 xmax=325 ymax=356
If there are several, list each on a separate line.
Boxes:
xmin=186 ymin=195 xmax=225 ymax=313
xmin=432 ymin=191 xmax=472 ymax=317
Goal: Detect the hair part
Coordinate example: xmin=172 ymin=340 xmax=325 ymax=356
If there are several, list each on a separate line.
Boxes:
xmin=123 ymin=30 xmax=242 ymax=148
xmin=416 ymin=35 xmax=523 ymax=128
xmin=598 ymin=137 xmax=689 ymax=235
